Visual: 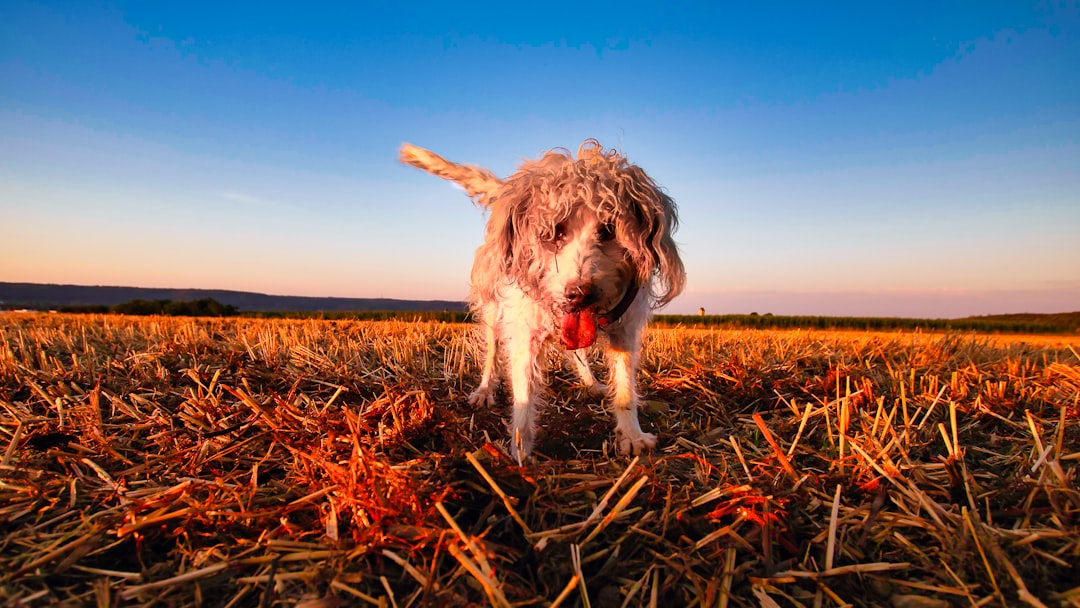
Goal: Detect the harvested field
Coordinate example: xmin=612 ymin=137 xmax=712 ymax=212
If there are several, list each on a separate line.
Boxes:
xmin=1 ymin=313 xmax=1078 ymax=607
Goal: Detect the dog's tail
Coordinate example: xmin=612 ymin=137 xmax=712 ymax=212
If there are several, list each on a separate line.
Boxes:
xmin=399 ymin=143 xmax=503 ymax=207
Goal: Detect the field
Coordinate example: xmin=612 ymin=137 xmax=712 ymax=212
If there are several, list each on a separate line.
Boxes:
xmin=1 ymin=313 xmax=1078 ymax=607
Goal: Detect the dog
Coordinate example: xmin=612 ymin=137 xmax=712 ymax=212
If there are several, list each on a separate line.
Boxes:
xmin=400 ymin=140 xmax=685 ymax=462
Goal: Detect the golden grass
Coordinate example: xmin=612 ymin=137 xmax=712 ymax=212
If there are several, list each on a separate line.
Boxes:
xmin=1 ymin=313 xmax=1078 ymax=607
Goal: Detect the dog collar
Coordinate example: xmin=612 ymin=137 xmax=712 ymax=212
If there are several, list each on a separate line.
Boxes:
xmin=597 ymin=283 xmax=640 ymax=328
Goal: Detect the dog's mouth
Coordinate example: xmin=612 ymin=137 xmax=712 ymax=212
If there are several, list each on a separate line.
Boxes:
xmin=561 ymin=308 xmax=599 ymax=350
xmin=559 ymin=283 xmax=640 ymax=350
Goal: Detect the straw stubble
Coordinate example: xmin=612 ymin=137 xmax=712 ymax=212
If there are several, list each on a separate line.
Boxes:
xmin=0 ymin=313 xmax=1077 ymax=606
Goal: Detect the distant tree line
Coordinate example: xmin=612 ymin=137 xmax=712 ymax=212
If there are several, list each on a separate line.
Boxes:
xmin=652 ymin=313 xmax=1075 ymax=334
xmin=53 ymin=303 xmax=467 ymax=322
xmin=227 ymin=310 xmax=1078 ymax=333
xmin=60 ymin=298 xmax=238 ymax=317
xmin=242 ymin=310 xmax=471 ymax=323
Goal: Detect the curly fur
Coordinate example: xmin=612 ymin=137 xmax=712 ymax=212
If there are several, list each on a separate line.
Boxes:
xmin=400 ymin=139 xmax=686 ymax=462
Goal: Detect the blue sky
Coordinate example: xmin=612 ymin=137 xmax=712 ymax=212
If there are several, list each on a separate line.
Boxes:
xmin=2 ymin=1 xmax=1078 ymax=317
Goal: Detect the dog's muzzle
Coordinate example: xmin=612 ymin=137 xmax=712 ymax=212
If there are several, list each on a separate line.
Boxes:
xmin=559 ymin=283 xmax=639 ymax=350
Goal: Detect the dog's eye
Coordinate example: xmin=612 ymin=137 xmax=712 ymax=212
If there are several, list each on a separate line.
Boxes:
xmin=598 ymin=222 xmax=616 ymax=242
xmin=553 ymin=223 xmax=567 ymax=245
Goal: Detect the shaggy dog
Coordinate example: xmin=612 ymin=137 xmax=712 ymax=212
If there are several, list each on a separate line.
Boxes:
xmin=400 ymin=140 xmax=685 ymax=462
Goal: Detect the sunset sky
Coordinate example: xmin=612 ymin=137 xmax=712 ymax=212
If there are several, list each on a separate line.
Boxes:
xmin=2 ymin=2 xmax=1078 ymax=317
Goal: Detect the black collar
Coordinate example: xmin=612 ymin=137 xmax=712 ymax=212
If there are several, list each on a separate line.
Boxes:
xmin=598 ymin=283 xmax=639 ymax=329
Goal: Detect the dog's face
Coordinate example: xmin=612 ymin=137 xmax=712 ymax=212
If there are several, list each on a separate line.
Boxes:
xmin=529 ymin=203 xmax=639 ymax=349
xmin=541 ymin=205 xmax=635 ymax=317
xmin=472 ymin=142 xmax=685 ymax=347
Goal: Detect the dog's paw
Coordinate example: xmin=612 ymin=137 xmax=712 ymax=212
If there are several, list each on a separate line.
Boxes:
xmin=509 ymin=428 xmax=534 ymax=465
xmin=616 ymin=430 xmax=657 ymax=455
xmin=468 ymin=385 xmax=496 ymax=407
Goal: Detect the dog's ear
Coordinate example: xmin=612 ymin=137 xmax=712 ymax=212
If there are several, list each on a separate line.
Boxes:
xmin=616 ymin=166 xmax=686 ymax=308
xmin=645 ymin=188 xmax=687 ymax=308
xmin=470 ymin=187 xmax=521 ymax=302
xmin=399 ymin=143 xmax=503 ymax=207
xmin=472 ymin=153 xmax=576 ymax=301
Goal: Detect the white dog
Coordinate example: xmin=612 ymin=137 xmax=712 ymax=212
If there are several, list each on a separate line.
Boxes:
xmin=400 ymin=140 xmax=685 ymax=462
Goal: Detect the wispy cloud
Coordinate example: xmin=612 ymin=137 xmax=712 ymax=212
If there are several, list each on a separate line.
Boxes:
xmin=218 ymin=191 xmax=298 ymax=211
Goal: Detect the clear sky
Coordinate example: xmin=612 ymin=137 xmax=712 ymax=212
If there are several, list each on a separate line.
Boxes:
xmin=2 ymin=1 xmax=1078 ymax=317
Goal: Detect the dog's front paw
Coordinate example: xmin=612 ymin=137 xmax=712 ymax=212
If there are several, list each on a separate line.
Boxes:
xmin=616 ymin=430 xmax=657 ymax=455
xmin=468 ymin=385 xmax=496 ymax=407
xmin=509 ymin=427 xmax=534 ymax=465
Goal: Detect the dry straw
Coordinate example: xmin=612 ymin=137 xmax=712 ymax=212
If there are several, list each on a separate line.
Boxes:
xmin=0 ymin=313 xmax=1078 ymax=606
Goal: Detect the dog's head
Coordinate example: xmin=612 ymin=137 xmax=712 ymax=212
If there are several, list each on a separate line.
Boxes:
xmin=401 ymin=140 xmax=685 ymax=348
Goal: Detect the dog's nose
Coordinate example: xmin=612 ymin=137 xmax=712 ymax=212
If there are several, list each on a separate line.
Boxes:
xmin=565 ymin=283 xmax=599 ymax=310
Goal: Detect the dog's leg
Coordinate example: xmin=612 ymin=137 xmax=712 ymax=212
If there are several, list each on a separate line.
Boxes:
xmin=567 ymin=350 xmax=608 ymax=396
xmin=505 ymin=329 xmax=541 ymax=464
xmin=605 ymin=335 xmax=657 ymax=455
xmin=468 ymin=313 xmax=499 ymax=407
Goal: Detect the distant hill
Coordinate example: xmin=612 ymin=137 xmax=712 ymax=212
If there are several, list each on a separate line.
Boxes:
xmin=0 ymin=282 xmax=467 ymax=313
